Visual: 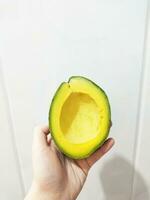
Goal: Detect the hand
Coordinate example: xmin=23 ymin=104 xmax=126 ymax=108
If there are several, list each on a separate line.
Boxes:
xmin=25 ymin=125 xmax=114 ymax=200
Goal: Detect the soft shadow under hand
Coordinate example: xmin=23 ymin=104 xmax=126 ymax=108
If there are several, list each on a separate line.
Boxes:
xmin=100 ymin=155 xmax=149 ymax=200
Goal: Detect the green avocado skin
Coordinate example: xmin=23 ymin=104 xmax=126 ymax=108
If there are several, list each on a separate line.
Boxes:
xmin=49 ymin=76 xmax=111 ymax=159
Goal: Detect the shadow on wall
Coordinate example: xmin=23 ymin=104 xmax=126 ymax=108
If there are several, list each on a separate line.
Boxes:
xmin=100 ymin=155 xmax=149 ymax=200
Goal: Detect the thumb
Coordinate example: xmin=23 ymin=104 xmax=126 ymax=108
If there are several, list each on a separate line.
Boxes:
xmin=32 ymin=125 xmax=50 ymax=151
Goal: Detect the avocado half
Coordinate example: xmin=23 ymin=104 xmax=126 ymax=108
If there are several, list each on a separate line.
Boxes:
xmin=49 ymin=76 xmax=111 ymax=159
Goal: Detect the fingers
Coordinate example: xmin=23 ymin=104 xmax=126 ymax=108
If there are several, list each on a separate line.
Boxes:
xmin=33 ymin=125 xmax=50 ymax=149
xmin=86 ymin=138 xmax=115 ymax=168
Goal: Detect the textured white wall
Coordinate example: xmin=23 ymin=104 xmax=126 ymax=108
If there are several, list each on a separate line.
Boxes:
xmin=0 ymin=0 xmax=149 ymax=199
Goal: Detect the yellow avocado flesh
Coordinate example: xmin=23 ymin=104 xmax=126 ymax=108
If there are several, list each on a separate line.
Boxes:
xmin=60 ymin=92 xmax=100 ymax=144
xmin=49 ymin=76 xmax=111 ymax=159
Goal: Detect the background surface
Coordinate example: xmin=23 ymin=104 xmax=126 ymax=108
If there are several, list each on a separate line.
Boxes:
xmin=0 ymin=0 xmax=150 ymax=199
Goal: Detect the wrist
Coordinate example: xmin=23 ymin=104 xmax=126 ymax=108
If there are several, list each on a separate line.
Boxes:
xmin=24 ymin=182 xmax=62 ymax=200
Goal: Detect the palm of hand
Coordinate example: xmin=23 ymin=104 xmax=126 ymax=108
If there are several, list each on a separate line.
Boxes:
xmin=32 ymin=126 xmax=114 ymax=200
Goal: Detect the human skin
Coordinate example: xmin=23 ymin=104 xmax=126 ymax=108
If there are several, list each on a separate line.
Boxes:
xmin=25 ymin=125 xmax=115 ymax=200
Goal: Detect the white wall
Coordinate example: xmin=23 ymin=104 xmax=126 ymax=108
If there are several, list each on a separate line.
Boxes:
xmin=0 ymin=0 xmax=149 ymax=199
